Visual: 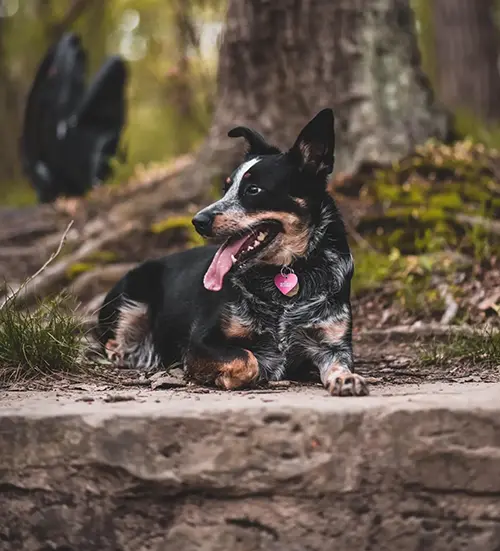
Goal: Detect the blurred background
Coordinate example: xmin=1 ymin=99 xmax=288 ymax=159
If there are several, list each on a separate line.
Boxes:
xmin=0 ymin=0 xmax=499 ymax=340
xmin=0 ymin=0 xmax=224 ymax=205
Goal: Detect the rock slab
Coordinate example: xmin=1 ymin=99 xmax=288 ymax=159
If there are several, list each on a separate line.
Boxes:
xmin=1 ymin=383 xmax=500 ymax=550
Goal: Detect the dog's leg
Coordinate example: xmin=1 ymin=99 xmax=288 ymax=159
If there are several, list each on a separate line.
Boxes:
xmin=318 ymin=348 xmax=369 ymax=397
xmin=185 ymin=340 xmax=259 ymax=390
xmin=306 ymin=317 xmax=369 ymax=396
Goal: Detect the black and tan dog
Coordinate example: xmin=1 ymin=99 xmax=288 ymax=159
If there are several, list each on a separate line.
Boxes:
xmin=97 ymin=109 xmax=368 ymax=396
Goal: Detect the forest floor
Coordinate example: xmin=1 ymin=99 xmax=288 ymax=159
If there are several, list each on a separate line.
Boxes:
xmin=0 ymin=141 xmax=499 ymax=395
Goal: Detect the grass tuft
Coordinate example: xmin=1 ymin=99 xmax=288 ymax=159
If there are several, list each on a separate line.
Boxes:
xmin=419 ymin=330 xmax=500 ymax=369
xmin=0 ymin=291 xmax=93 ymax=385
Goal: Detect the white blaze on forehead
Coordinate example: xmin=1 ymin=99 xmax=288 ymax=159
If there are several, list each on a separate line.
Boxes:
xmin=222 ymin=157 xmax=262 ymax=203
xmin=196 ymin=156 xmax=263 ymax=219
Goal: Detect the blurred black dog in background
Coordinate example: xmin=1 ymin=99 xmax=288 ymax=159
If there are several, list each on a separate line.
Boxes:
xmin=20 ymin=32 xmax=128 ymax=211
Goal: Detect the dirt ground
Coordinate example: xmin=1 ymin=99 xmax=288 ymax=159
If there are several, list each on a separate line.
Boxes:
xmin=2 ymin=378 xmax=499 ymax=413
xmin=2 ymin=328 xmax=498 ymax=407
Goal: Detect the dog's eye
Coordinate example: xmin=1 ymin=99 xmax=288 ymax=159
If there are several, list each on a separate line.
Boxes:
xmin=246 ymin=184 xmax=262 ymax=196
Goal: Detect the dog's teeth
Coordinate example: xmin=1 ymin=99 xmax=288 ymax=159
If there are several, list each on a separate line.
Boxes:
xmin=247 ymin=245 xmax=254 ymax=251
xmin=231 ymin=255 xmax=237 ymax=263
xmin=253 ymin=239 xmax=259 ymax=247
xmin=257 ymin=232 xmax=266 ymax=241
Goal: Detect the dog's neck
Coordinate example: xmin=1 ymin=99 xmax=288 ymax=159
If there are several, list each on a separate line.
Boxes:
xmin=231 ymin=194 xmax=349 ymax=298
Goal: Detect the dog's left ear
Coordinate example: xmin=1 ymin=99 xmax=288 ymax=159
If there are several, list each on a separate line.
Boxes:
xmin=228 ymin=126 xmax=281 ymax=157
xmin=289 ymin=109 xmax=335 ymax=174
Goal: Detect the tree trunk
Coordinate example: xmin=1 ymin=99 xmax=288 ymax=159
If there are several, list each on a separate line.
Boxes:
xmin=432 ymin=0 xmax=500 ymax=123
xmin=0 ymin=17 xmax=24 ymax=185
xmin=192 ymin=0 xmax=448 ymax=189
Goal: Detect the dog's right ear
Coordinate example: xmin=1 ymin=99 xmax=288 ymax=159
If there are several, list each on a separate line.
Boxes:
xmin=288 ymin=109 xmax=335 ymax=174
xmin=228 ymin=126 xmax=281 ymax=157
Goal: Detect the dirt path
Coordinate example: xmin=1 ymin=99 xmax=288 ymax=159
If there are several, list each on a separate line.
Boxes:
xmin=1 ymin=379 xmax=498 ymax=413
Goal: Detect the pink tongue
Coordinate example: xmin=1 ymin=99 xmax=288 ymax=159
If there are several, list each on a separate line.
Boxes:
xmin=203 ymin=235 xmax=249 ymax=291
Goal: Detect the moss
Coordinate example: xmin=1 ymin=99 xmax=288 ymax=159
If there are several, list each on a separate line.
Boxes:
xmin=353 ymin=245 xmax=462 ymax=318
xmin=395 ymin=272 xmax=446 ymax=317
xmin=0 ymin=179 xmax=37 ymax=207
xmin=151 ymin=215 xmax=205 ymax=247
xmin=352 ymin=249 xmax=401 ymax=296
xmin=453 ymin=108 xmax=500 ymax=151
xmin=66 ymin=262 xmax=97 ymax=279
xmin=412 ymin=0 xmax=437 ymax=90
xmin=84 ymin=250 xmax=118 ymax=263
xmin=428 ymin=192 xmax=462 ymax=210
xmin=358 ymin=138 xmax=500 ymax=258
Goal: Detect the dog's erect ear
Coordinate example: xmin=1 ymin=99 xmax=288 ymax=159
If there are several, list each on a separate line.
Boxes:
xmin=228 ymin=126 xmax=281 ymax=157
xmin=289 ymin=109 xmax=335 ymax=174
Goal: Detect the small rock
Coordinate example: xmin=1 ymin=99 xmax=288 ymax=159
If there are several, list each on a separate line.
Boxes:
xmin=148 ymin=371 xmax=168 ymax=382
xmin=75 ymin=396 xmax=94 ymax=403
xmin=103 ymin=394 xmax=136 ymax=403
xmin=151 ymin=375 xmax=187 ymax=390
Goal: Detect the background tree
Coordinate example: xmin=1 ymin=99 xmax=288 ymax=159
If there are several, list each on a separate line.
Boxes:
xmin=192 ymin=0 xmax=449 ymax=193
xmin=0 ymin=14 xmax=24 ymax=185
xmin=432 ymin=0 xmax=500 ymax=125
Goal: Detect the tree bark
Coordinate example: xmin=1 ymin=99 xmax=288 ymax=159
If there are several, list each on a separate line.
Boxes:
xmin=192 ymin=0 xmax=448 ymax=188
xmin=0 ymin=17 xmax=24 ymax=184
xmin=432 ymin=0 xmax=500 ymax=122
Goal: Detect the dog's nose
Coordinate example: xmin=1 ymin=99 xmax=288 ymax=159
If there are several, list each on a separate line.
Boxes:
xmin=192 ymin=211 xmax=212 ymax=236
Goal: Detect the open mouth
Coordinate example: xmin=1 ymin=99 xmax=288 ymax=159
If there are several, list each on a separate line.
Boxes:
xmin=203 ymin=222 xmax=281 ymax=291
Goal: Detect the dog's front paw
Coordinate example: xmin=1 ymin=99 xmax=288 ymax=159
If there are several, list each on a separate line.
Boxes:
xmin=215 ymin=350 xmax=259 ymax=390
xmin=105 ymin=339 xmax=123 ymax=365
xmin=325 ymin=370 xmax=369 ymax=397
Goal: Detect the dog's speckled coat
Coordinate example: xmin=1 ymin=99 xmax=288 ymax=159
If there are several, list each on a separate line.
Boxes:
xmin=97 ymin=109 xmax=368 ymax=396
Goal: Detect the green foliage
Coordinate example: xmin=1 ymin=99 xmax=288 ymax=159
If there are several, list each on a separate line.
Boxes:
xmin=0 ymin=180 xmax=37 ymax=207
xmin=0 ymin=292 xmax=90 ymax=384
xmin=352 ymin=249 xmax=399 ymax=295
xmin=361 ymin=140 xmax=500 ymax=259
xmin=85 ymin=250 xmax=119 ymax=263
xmin=64 ymin=251 xmax=117 ymax=279
xmin=453 ymin=108 xmax=500 ymax=151
xmin=353 ymin=247 xmax=451 ymax=317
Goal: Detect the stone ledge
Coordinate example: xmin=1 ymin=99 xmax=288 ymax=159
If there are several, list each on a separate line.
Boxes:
xmin=1 ymin=383 xmax=500 ymax=550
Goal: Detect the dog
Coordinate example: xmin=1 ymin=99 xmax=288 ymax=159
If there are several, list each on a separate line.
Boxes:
xmin=97 ymin=108 xmax=368 ymax=396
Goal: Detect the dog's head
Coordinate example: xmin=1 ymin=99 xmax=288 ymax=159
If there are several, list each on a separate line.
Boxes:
xmin=193 ymin=109 xmax=335 ymax=291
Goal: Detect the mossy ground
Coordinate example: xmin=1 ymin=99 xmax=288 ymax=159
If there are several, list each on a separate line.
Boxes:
xmin=348 ymin=139 xmax=500 ymax=328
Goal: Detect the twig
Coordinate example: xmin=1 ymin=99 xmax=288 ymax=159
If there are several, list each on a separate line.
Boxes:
xmin=2 ymin=222 xmax=139 ymax=310
xmin=1 ymin=221 xmax=74 ymax=309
